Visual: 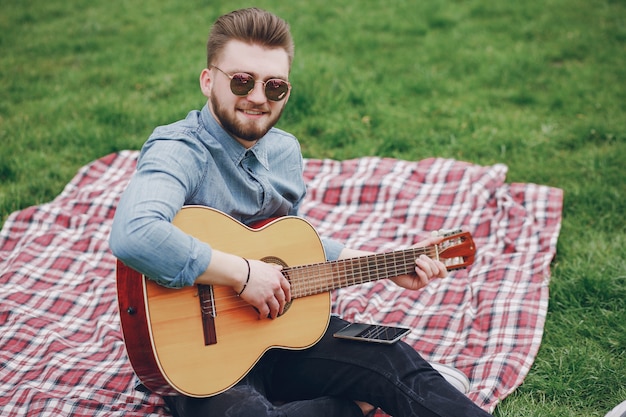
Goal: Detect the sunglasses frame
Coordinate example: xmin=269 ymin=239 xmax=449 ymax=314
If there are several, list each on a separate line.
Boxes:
xmin=210 ymin=65 xmax=291 ymax=102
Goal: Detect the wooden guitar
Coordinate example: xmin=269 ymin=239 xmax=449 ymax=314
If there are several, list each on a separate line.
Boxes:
xmin=116 ymin=206 xmax=475 ymax=398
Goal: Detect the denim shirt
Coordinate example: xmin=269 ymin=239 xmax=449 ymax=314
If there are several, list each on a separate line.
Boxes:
xmin=109 ymin=104 xmax=344 ymax=288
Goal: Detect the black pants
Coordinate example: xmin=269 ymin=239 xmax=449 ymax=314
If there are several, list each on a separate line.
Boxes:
xmin=165 ymin=317 xmax=492 ymax=417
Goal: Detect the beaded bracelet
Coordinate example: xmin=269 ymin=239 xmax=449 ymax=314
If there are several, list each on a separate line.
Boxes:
xmin=237 ymin=258 xmax=251 ymax=296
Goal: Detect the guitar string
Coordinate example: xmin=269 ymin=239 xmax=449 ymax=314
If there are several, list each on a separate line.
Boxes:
xmin=201 ymin=246 xmax=445 ymax=312
xmin=292 ymin=245 xmax=442 ymax=294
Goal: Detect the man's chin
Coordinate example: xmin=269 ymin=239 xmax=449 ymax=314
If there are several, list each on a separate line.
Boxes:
xmin=210 ymin=98 xmax=281 ymax=143
xmin=233 ymin=123 xmax=270 ymax=142
xmin=233 ymin=119 xmax=274 ymax=142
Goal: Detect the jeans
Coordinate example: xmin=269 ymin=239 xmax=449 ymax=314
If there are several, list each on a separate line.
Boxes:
xmin=165 ymin=317 xmax=492 ymax=417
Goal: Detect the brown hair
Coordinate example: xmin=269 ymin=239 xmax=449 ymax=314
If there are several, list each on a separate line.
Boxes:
xmin=206 ymin=8 xmax=294 ymax=68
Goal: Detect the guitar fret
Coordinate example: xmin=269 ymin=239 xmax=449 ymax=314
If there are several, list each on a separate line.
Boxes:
xmin=285 ymin=232 xmax=473 ymax=300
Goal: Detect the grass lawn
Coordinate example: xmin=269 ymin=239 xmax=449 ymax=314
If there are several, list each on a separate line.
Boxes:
xmin=1 ymin=0 xmax=624 ymax=415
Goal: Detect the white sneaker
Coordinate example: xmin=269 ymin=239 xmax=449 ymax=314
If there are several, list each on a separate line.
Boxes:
xmin=429 ymin=362 xmax=471 ymax=394
xmin=606 ymin=400 xmax=626 ymax=417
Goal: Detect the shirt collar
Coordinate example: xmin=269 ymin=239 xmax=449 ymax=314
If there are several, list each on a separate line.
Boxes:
xmin=247 ymin=142 xmax=270 ymax=170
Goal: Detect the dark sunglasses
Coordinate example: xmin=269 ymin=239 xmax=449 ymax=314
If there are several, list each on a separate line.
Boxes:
xmin=211 ymin=65 xmax=291 ymax=102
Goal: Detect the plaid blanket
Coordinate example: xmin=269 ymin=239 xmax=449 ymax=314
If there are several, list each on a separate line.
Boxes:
xmin=0 ymin=151 xmax=563 ymax=416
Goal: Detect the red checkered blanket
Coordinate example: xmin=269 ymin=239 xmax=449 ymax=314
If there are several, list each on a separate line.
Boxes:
xmin=0 ymin=151 xmax=562 ymax=416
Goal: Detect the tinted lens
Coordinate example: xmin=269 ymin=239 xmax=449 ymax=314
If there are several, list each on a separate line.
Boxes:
xmin=229 ymin=73 xmax=255 ymax=96
xmin=227 ymin=72 xmax=289 ymax=101
xmin=264 ymin=79 xmax=290 ymax=101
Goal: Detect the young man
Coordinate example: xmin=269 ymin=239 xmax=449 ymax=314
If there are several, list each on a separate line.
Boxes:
xmin=110 ymin=7 xmax=492 ymax=417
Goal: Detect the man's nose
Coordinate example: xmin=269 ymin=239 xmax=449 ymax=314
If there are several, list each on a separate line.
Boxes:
xmin=246 ymin=81 xmax=267 ymax=103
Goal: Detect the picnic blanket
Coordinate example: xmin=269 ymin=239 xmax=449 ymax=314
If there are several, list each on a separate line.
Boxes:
xmin=0 ymin=151 xmax=563 ymax=416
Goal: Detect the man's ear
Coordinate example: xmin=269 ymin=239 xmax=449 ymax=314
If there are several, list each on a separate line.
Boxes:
xmin=199 ymin=68 xmax=212 ymax=98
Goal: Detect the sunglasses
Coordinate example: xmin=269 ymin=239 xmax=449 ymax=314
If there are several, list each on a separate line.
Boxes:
xmin=211 ymin=65 xmax=291 ymax=102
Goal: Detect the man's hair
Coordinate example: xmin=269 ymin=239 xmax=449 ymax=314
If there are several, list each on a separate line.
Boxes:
xmin=206 ymin=8 xmax=294 ymax=69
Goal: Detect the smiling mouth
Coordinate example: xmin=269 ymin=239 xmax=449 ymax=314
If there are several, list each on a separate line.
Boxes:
xmin=242 ymin=109 xmax=265 ymax=116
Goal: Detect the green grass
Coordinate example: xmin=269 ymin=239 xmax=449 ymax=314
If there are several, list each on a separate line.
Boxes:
xmin=1 ymin=0 xmax=624 ymax=415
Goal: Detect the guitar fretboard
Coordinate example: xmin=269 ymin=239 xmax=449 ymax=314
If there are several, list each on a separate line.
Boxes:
xmin=285 ymin=247 xmax=437 ymax=298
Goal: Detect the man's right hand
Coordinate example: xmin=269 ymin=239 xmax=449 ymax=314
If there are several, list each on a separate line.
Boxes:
xmin=195 ymin=251 xmax=291 ymax=320
xmin=238 ymin=259 xmax=291 ymax=319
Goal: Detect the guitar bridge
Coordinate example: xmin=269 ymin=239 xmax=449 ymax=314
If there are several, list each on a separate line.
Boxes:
xmin=198 ymin=284 xmax=217 ymax=346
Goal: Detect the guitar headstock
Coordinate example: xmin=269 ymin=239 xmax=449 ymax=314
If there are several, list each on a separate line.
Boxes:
xmin=434 ymin=229 xmax=476 ymax=271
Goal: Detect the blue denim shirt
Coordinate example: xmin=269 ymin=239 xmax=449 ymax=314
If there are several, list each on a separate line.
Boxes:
xmin=109 ymin=104 xmax=344 ymax=288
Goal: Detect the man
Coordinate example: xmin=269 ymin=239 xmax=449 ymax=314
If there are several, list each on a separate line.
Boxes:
xmin=110 ymin=7 xmax=492 ymax=417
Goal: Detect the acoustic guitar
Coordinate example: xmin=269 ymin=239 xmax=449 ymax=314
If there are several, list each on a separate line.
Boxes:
xmin=116 ymin=206 xmax=475 ymax=397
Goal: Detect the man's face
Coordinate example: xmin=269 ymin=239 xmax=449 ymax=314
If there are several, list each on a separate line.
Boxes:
xmin=200 ymin=40 xmax=291 ymax=148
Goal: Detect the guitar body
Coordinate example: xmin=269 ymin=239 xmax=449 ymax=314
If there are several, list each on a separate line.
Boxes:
xmin=116 ymin=206 xmax=330 ymax=398
xmin=117 ymin=206 xmax=477 ymax=398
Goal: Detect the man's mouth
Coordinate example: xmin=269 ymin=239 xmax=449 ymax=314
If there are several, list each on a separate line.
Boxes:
xmin=242 ymin=109 xmax=265 ymax=116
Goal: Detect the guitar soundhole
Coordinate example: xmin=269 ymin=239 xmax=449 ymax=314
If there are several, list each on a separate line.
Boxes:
xmin=260 ymin=256 xmax=292 ymax=316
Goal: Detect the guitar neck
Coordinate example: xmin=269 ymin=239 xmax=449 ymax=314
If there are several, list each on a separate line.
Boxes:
xmin=285 ymin=246 xmax=436 ymax=299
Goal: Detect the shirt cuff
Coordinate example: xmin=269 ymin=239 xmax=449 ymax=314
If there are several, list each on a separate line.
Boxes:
xmin=321 ymin=237 xmax=345 ymax=261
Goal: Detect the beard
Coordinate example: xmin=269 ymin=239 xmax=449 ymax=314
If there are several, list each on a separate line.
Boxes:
xmin=210 ymin=94 xmax=285 ymax=143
